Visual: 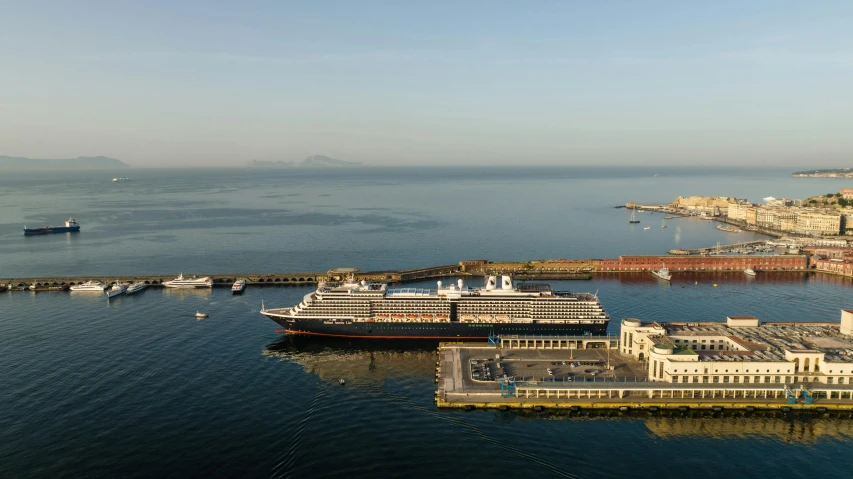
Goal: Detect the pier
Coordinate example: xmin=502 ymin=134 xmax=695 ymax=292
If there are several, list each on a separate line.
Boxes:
xmin=0 ymin=255 xmax=815 ymax=290
xmin=436 ymin=342 xmax=853 ymax=412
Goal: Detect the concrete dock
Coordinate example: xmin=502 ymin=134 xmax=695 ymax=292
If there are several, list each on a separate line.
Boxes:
xmin=436 ymin=340 xmax=853 ymax=413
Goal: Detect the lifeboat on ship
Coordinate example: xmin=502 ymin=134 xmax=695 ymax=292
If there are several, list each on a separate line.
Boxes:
xmin=406 ymin=314 xmax=419 ymax=321
xmin=391 ymin=314 xmax=404 ymax=321
xmin=376 ymin=313 xmax=390 ymax=319
xmin=496 ymin=314 xmax=511 ymax=321
xmin=435 ymin=314 xmax=448 ymax=321
xmin=421 ymin=314 xmax=434 ymax=320
xmin=460 ymin=314 xmax=476 ymax=321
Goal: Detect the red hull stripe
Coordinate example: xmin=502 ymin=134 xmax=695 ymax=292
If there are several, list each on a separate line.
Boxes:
xmin=281 ymin=329 xmax=489 ymax=340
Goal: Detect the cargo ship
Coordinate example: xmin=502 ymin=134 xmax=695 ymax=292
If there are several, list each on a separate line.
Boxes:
xmin=23 ymin=218 xmax=81 ymax=236
xmin=260 ymin=274 xmax=610 ymax=339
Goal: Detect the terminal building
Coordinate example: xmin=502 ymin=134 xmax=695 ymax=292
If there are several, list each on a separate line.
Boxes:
xmin=620 ymin=311 xmax=853 ymax=386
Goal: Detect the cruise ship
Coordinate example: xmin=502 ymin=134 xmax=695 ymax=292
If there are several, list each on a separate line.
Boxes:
xmin=163 ymin=274 xmax=213 ymax=288
xmin=260 ymin=274 xmax=610 ymax=339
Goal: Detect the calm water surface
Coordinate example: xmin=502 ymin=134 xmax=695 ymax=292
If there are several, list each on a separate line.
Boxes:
xmin=2 ymin=168 xmax=853 ymax=478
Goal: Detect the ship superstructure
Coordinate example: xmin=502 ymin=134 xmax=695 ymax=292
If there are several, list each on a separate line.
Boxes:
xmin=261 ymin=274 xmax=610 ymax=339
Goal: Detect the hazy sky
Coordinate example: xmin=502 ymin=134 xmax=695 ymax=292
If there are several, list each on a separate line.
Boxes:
xmin=2 ymin=1 xmax=852 ymax=167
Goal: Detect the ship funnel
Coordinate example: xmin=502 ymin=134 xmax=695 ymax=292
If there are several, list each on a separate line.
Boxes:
xmin=458 ymin=279 xmax=464 ymax=290
xmin=501 ymin=275 xmax=513 ymax=290
xmin=437 ymin=280 xmax=443 ymax=289
xmin=361 ymin=280 xmax=367 ymax=287
xmin=485 ymin=275 xmax=497 ymax=290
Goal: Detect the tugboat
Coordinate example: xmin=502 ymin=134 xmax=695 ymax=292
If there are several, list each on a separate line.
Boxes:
xmin=24 ymin=218 xmax=81 ymax=236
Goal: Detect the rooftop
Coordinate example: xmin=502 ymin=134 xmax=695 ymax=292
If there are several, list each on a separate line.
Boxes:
xmin=660 ymin=321 xmax=853 ymax=363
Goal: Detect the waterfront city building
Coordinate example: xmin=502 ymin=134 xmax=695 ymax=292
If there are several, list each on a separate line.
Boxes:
xmin=620 ymin=312 xmax=853 ymax=385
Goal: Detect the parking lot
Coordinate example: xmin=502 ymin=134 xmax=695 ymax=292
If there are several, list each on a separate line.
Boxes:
xmin=461 ymin=346 xmax=648 ymax=388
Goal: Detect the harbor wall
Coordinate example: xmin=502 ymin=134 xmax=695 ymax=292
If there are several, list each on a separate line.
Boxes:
xmin=0 ymin=255 xmax=813 ymax=289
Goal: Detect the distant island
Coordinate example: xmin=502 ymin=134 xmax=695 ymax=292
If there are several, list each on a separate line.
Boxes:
xmin=792 ymin=168 xmax=853 ymax=178
xmin=247 ymin=155 xmax=361 ymax=168
xmin=0 ymin=155 xmax=129 ymax=170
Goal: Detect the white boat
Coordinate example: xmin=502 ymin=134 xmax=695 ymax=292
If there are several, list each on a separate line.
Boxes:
xmin=112 ymin=177 xmax=129 ymax=182
xmin=126 ymin=282 xmax=148 ymax=295
xmin=164 ymin=274 xmax=212 ymax=289
xmin=644 ymin=226 xmax=651 ymax=230
xmin=231 ymin=280 xmax=247 ymax=294
xmin=70 ymin=281 xmax=107 ymax=292
xmin=744 ymin=268 xmax=757 ymax=276
xmin=195 ymin=311 xmax=208 ymax=319
xmin=107 ymin=283 xmax=128 ymax=298
xmin=651 ymin=267 xmax=672 ymax=281
xmin=661 ymin=219 xmax=667 ymax=229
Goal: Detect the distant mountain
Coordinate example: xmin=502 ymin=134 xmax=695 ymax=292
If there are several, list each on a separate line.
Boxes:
xmin=300 ymin=155 xmax=360 ymax=167
xmin=0 ymin=155 xmax=129 ymax=170
xmin=246 ymin=155 xmax=361 ymax=168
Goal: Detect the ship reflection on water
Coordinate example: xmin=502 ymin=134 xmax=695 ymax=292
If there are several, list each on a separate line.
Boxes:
xmin=262 ymin=335 xmax=438 ymax=384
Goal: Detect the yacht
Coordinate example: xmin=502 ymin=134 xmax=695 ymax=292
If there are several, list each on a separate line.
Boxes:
xmin=164 ymin=274 xmax=213 ymax=289
xmin=107 ymin=284 xmax=128 ymax=298
xmin=744 ymin=268 xmax=757 ymax=276
xmin=651 ymin=267 xmax=672 ymax=281
xmin=70 ymin=281 xmax=107 ymax=292
xmin=126 ymin=282 xmax=148 ymax=295
xmin=195 ymin=311 xmax=208 ymax=319
xmin=232 ymin=280 xmax=247 ymax=294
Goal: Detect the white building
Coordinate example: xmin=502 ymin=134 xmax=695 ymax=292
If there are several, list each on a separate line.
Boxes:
xmin=620 ymin=311 xmax=853 ymax=385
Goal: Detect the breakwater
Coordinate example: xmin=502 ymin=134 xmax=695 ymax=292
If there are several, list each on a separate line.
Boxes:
xmin=0 ymin=255 xmax=814 ymax=290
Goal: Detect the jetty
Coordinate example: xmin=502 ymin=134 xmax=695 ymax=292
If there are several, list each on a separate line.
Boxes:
xmin=0 ymin=255 xmax=814 ymax=290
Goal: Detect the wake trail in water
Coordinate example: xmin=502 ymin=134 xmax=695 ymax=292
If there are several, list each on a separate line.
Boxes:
xmin=271 ymin=382 xmax=331 ymax=478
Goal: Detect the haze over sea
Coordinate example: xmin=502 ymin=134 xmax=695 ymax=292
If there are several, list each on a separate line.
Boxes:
xmin=3 ymin=166 xmax=853 ymax=478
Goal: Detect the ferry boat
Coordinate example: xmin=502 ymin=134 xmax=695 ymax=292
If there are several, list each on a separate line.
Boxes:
xmin=651 ymin=267 xmax=672 ymax=281
xmin=164 ymin=274 xmax=213 ymax=289
xmin=70 ymin=281 xmax=107 ymax=292
xmin=107 ymin=283 xmax=128 ymax=298
xmin=24 ymin=218 xmax=80 ymax=236
xmin=744 ymin=268 xmax=757 ymax=276
xmin=260 ymin=274 xmax=610 ymax=339
xmin=232 ymin=280 xmax=247 ymax=294
xmin=29 ymin=283 xmax=70 ymax=292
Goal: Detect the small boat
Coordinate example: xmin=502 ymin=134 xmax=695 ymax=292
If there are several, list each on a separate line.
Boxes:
xmin=70 ymin=281 xmax=107 ymax=292
xmin=406 ymin=314 xmax=419 ymax=320
xmin=0 ymin=284 xmax=8 ymax=293
xmin=391 ymin=314 xmax=404 ymax=320
xmin=435 ymin=314 xmax=448 ymax=321
xmin=231 ymin=280 xmax=247 ymax=294
xmin=126 ymin=282 xmax=148 ymax=295
xmin=644 ymin=226 xmax=651 ymax=230
xmin=421 ymin=314 xmax=434 ymax=320
xmin=629 ymin=210 xmax=640 ymax=224
xmin=744 ymin=268 xmax=757 ymax=276
xmin=112 ymin=177 xmax=130 ymax=182
xmin=651 ymin=267 xmax=672 ymax=281
xmin=107 ymin=283 xmax=128 ymax=298
xmin=195 ymin=311 xmax=208 ymax=319
xmin=661 ymin=219 xmax=667 ymax=229
xmin=339 ymin=378 xmax=346 ymax=385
